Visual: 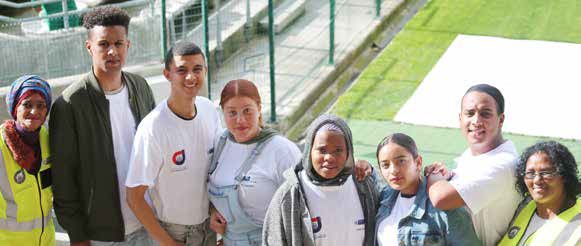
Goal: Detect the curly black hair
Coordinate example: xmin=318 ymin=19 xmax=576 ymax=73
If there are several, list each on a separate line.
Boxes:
xmin=82 ymin=6 xmax=130 ymax=33
xmin=515 ymin=141 xmax=580 ymax=202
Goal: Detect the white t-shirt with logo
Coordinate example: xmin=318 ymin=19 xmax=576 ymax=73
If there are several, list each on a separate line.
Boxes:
xmin=105 ymin=85 xmax=142 ymax=234
xmin=300 ymin=172 xmax=365 ymax=246
xmin=125 ymin=97 xmax=222 ymax=225
xmin=377 ymin=194 xmax=416 ymax=246
xmin=449 ymin=140 xmax=520 ymax=245
xmin=209 ymin=135 xmax=301 ymax=224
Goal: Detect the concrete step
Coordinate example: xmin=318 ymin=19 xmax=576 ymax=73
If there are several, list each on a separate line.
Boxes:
xmin=259 ymin=0 xmax=306 ymax=34
xmin=184 ymin=0 xmax=283 ymax=67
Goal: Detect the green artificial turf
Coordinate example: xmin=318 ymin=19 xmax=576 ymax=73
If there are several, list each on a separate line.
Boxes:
xmin=348 ymin=119 xmax=581 ymax=172
xmin=332 ymin=0 xmax=581 ymax=121
xmin=332 ymin=0 xmax=581 ymax=170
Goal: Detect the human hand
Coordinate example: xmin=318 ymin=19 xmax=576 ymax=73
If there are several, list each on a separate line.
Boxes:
xmin=425 ymin=162 xmax=454 ymax=181
xmin=209 ymin=209 xmax=227 ymax=234
xmin=424 ymin=162 xmax=449 ymax=176
xmin=354 ymin=159 xmax=373 ymax=181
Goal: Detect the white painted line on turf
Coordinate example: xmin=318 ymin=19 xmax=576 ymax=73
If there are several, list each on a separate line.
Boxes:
xmin=395 ymin=35 xmax=581 ymax=140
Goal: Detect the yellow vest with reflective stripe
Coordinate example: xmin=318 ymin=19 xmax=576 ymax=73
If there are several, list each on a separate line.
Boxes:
xmin=498 ymin=198 xmax=581 ymax=246
xmin=0 ymin=125 xmax=55 ymax=246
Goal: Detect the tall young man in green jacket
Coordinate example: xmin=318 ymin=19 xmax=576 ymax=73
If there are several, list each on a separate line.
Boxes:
xmin=49 ymin=7 xmax=156 ymax=245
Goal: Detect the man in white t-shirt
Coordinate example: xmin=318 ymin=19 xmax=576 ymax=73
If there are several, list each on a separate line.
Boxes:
xmin=126 ymin=42 xmax=221 ymax=246
xmin=426 ymin=84 xmax=521 ymax=246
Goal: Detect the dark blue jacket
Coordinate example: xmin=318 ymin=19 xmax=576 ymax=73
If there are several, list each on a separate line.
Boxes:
xmin=375 ymin=178 xmax=482 ymax=246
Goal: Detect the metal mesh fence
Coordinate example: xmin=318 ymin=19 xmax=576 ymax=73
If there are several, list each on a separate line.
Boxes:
xmin=0 ymin=0 xmax=160 ymax=86
xmin=0 ymin=0 xmax=393 ymax=117
xmin=197 ymin=0 xmax=392 ymax=122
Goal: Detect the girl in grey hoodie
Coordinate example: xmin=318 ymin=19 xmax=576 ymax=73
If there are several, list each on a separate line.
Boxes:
xmin=262 ymin=114 xmax=380 ymax=246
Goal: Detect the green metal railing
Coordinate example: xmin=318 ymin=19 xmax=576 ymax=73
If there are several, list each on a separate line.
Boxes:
xmin=202 ymin=0 xmax=211 ymax=99
xmin=268 ymin=0 xmax=276 ymax=122
xmin=0 ymin=0 xmax=157 ymax=85
xmin=329 ymin=0 xmax=335 ymax=65
xmin=1 ymin=0 xmax=388 ymax=118
xmin=160 ymin=0 xmax=167 ymax=59
xmin=156 ymin=0 xmax=387 ymax=123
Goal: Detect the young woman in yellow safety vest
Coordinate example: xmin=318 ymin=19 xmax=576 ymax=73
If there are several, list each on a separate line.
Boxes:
xmin=0 ymin=75 xmax=54 ymax=245
xmin=498 ymin=141 xmax=580 ymax=246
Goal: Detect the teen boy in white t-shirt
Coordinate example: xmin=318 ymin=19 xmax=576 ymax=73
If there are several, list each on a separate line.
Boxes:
xmin=125 ymin=42 xmax=221 ymax=246
xmin=425 ymin=84 xmax=520 ymax=246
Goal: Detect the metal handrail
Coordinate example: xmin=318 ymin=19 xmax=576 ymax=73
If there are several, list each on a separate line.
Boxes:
xmin=0 ymin=0 xmax=152 ymax=23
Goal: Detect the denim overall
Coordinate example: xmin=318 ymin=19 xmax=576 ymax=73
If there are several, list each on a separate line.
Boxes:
xmin=208 ymin=131 xmax=274 ymax=246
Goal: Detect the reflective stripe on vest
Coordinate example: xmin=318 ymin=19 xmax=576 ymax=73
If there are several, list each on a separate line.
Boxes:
xmin=0 ymin=146 xmax=17 ymax=218
xmin=563 ymin=225 xmax=581 ymax=246
xmin=498 ymin=198 xmax=581 ymax=246
xmin=549 ymin=213 xmax=580 ymax=246
xmin=0 ymin=214 xmax=52 ymax=231
xmin=0 ymin=125 xmax=51 ymax=232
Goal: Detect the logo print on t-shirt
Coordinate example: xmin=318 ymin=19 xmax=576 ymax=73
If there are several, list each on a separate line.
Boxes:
xmin=354 ymin=218 xmax=365 ymax=225
xmin=311 ymin=216 xmax=322 ymax=233
xmin=172 ymin=150 xmax=186 ymax=165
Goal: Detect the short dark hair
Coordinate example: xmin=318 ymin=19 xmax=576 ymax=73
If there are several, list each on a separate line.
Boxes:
xmin=515 ymin=141 xmax=580 ymax=202
xmin=463 ymin=83 xmax=505 ymax=115
xmin=376 ymin=133 xmax=419 ymax=161
xmin=83 ymin=6 xmax=130 ymax=33
xmin=164 ymin=41 xmax=206 ymax=70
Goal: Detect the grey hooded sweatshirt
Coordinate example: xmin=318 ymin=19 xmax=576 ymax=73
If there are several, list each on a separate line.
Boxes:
xmin=262 ymin=114 xmax=381 ymax=246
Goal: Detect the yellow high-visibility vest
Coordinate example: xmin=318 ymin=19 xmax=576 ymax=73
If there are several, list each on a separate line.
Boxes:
xmin=498 ymin=198 xmax=580 ymax=246
xmin=0 ymin=125 xmax=55 ymax=246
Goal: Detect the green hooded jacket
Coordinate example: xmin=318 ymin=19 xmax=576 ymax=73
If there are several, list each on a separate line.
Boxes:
xmin=49 ymin=70 xmax=155 ymax=242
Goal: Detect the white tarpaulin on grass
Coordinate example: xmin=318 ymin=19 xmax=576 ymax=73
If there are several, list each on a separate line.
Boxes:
xmin=394 ymin=35 xmax=581 ymax=140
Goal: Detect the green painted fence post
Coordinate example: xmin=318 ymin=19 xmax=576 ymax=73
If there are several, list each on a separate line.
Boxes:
xmin=160 ymin=0 xmax=167 ymax=59
xmin=268 ymin=0 xmax=276 ymax=123
xmin=376 ymin=0 xmax=381 ymax=17
xmin=202 ymin=0 xmax=211 ymax=99
xmin=329 ymin=0 xmax=335 ymax=65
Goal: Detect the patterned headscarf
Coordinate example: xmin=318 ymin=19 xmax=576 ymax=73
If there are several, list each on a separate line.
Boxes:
xmin=6 ymin=75 xmax=52 ymax=119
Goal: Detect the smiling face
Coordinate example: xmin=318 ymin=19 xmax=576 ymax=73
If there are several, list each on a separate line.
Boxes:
xmin=223 ymin=96 xmax=261 ymax=142
xmin=460 ymin=91 xmax=505 ymax=155
xmin=378 ymin=142 xmax=422 ymax=195
xmin=164 ymin=54 xmax=206 ymax=99
xmin=15 ymin=92 xmax=48 ymax=132
xmin=85 ymin=25 xmax=129 ymax=75
xmin=310 ymin=130 xmax=348 ymax=179
xmin=525 ymin=152 xmax=566 ymax=207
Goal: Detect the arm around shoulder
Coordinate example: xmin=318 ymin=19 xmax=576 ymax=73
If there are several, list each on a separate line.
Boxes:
xmin=368 ymin=167 xmax=387 ymax=195
xmin=427 ymin=174 xmax=465 ymax=210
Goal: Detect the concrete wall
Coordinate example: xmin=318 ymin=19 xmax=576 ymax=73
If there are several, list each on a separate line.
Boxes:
xmin=0 ymin=61 xmax=173 ymax=122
